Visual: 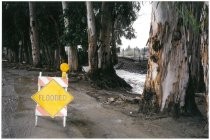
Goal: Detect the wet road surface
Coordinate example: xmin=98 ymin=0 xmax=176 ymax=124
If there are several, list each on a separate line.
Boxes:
xmin=2 ymin=68 xmax=148 ymax=138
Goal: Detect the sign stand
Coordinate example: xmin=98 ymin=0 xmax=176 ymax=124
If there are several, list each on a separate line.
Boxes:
xmin=34 ymin=72 xmax=69 ymax=127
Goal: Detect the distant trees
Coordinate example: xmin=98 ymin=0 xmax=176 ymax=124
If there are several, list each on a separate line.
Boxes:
xmin=120 ymin=46 xmax=149 ymax=61
xmin=140 ymin=2 xmax=208 ymax=118
xmin=3 ymin=2 xmax=32 ymax=64
xmin=3 ymin=2 xmax=140 ymax=88
xmin=3 ymin=2 xmax=66 ymax=68
xmin=35 ymin=2 xmax=67 ymax=69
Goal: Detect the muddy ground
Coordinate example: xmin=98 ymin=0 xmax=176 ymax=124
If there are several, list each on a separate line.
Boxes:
xmin=2 ymin=61 xmax=208 ymax=138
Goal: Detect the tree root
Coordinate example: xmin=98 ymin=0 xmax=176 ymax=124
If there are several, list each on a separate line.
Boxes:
xmin=138 ymin=88 xmax=160 ymax=115
xmin=87 ymin=69 xmax=132 ymax=90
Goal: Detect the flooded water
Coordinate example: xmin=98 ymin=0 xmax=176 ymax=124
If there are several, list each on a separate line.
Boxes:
xmin=116 ymin=70 xmax=146 ymax=94
xmin=82 ymin=66 xmax=146 ymax=94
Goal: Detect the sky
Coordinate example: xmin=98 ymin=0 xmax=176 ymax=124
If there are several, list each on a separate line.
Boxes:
xmin=120 ymin=2 xmax=152 ymax=49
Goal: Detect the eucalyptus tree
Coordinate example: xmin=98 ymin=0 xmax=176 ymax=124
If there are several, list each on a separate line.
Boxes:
xmin=200 ymin=3 xmax=208 ymax=118
xmin=140 ymin=2 xmax=208 ymax=118
xmin=98 ymin=2 xmax=113 ymax=71
xmin=29 ymin=2 xmax=41 ymax=67
xmin=61 ymin=2 xmax=70 ymax=67
xmin=98 ymin=2 xmax=140 ymax=69
xmin=3 ymin=2 xmax=32 ymax=64
xmin=32 ymin=2 xmax=69 ymax=70
xmin=99 ymin=2 xmax=140 ymax=68
xmin=86 ymin=1 xmax=98 ymax=77
xmin=3 ymin=2 xmax=68 ymax=69
xmin=85 ymin=1 xmax=140 ymax=88
xmin=111 ymin=2 xmax=141 ymax=65
xmin=97 ymin=2 xmax=140 ymax=88
xmin=2 ymin=2 xmax=18 ymax=62
xmin=61 ymin=2 xmax=88 ymax=72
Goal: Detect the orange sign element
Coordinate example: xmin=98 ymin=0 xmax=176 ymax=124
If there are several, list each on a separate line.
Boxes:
xmin=60 ymin=63 xmax=69 ymax=78
xmin=31 ymin=79 xmax=74 ymax=118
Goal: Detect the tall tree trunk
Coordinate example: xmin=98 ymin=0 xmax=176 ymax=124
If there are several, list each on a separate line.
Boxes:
xmin=98 ymin=2 xmax=113 ymax=72
xmin=27 ymin=39 xmax=33 ymax=64
xmin=86 ymin=1 xmax=98 ymax=77
xmin=13 ymin=45 xmax=18 ymax=63
xmin=7 ymin=48 xmax=12 ymax=62
xmin=42 ymin=44 xmax=50 ymax=66
xmin=62 ymin=1 xmax=71 ymax=68
xmin=62 ymin=2 xmax=78 ymax=72
xmin=140 ymin=2 xmax=208 ymax=117
xmin=70 ymin=46 xmax=78 ymax=72
xmin=49 ymin=15 xmax=63 ymax=70
xmin=18 ymin=43 xmax=22 ymax=63
xmin=88 ymin=2 xmax=131 ymax=90
xmin=111 ymin=20 xmax=118 ymax=65
xmin=22 ymin=35 xmax=27 ymax=63
xmin=29 ymin=2 xmax=41 ymax=67
xmin=200 ymin=3 xmax=208 ymax=118
xmin=54 ymin=49 xmax=59 ymax=70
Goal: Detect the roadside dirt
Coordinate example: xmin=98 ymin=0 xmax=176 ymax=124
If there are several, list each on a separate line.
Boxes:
xmin=2 ymin=62 xmax=208 ymax=138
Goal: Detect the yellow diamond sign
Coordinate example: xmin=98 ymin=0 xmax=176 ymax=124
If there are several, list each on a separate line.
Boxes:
xmin=31 ymin=79 xmax=74 ymax=118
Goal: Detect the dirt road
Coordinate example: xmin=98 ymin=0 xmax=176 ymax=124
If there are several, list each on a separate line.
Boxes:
xmin=2 ymin=67 xmax=148 ymax=138
xmin=2 ymin=65 xmax=208 ymax=138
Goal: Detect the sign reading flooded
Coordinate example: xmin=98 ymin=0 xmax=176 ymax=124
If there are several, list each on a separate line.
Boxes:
xmin=31 ymin=79 xmax=74 ymax=118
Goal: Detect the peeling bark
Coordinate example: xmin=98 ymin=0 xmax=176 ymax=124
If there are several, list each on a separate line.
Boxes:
xmin=140 ymin=2 xmax=208 ymax=117
xmin=200 ymin=3 xmax=209 ymax=118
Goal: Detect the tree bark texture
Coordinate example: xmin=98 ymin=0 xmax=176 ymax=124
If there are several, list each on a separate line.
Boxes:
xmin=86 ymin=2 xmax=98 ymax=76
xmin=29 ymin=2 xmax=41 ymax=67
xmin=70 ymin=46 xmax=78 ymax=72
xmin=98 ymin=2 xmax=113 ymax=71
xmin=200 ymin=3 xmax=209 ymax=118
xmin=141 ymin=2 xmax=208 ymax=116
xmin=111 ymin=19 xmax=118 ymax=65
